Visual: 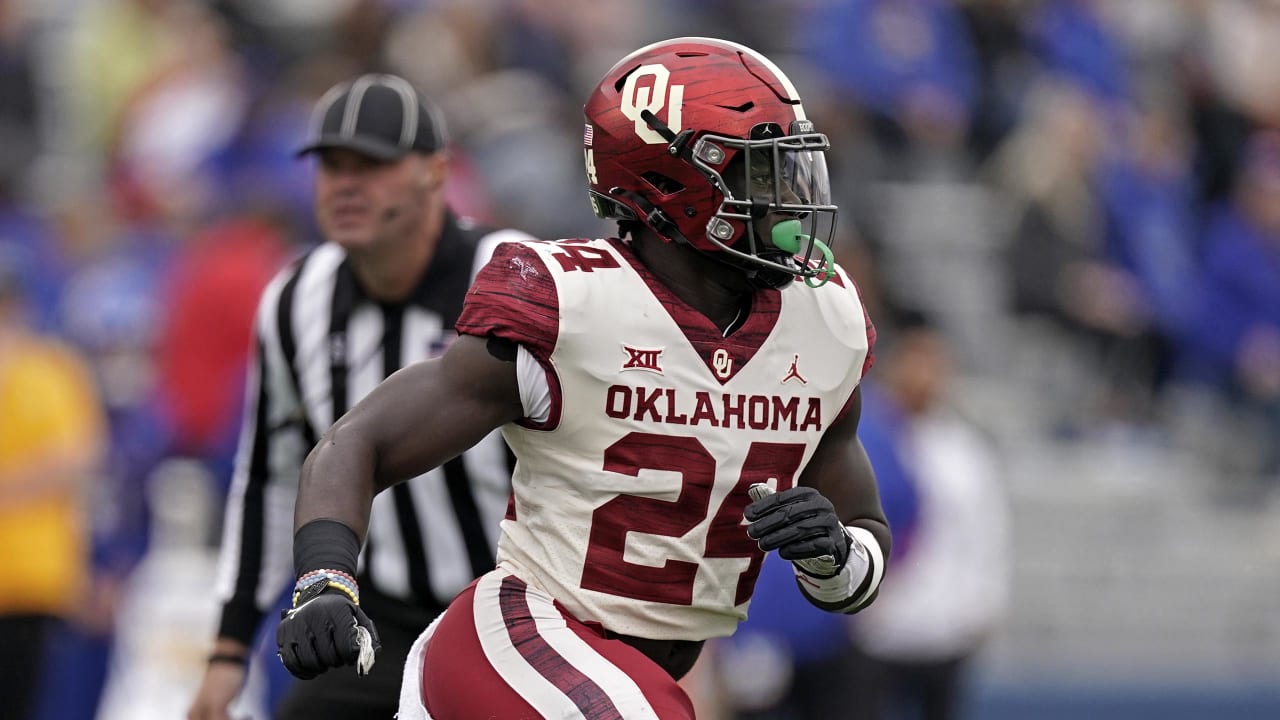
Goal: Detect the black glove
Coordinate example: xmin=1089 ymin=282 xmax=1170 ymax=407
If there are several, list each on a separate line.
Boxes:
xmin=745 ymin=486 xmax=851 ymax=577
xmin=276 ymin=582 xmax=381 ymax=680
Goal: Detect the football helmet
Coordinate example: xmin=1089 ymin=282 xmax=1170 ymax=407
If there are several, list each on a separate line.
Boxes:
xmin=583 ymin=37 xmax=837 ymax=287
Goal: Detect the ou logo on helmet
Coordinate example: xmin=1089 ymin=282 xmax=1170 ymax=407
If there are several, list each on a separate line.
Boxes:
xmin=620 ymin=63 xmax=684 ymax=144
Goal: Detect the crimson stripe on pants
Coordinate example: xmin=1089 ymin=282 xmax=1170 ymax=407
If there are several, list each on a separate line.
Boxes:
xmin=498 ymin=575 xmax=625 ymax=719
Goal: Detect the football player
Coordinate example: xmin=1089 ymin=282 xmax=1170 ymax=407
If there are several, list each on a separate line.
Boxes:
xmin=276 ymin=37 xmax=890 ymax=719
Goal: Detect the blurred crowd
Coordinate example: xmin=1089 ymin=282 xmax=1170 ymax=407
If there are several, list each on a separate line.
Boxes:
xmin=2 ymin=0 xmax=1279 ymax=718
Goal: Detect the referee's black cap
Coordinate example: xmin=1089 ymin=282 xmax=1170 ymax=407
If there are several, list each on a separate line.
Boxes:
xmin=297 ymin=74 xmax=447 ymax=161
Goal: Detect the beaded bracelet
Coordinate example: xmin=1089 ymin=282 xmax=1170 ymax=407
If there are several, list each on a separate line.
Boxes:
xmin=292 ymin=569 xmax=360 ymax=606
xmin=297 ymin=568 xmax=358 ymax=589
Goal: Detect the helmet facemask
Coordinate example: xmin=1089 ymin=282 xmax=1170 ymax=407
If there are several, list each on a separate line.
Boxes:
xmin=692 ymin=120 xmax=839 ymax=288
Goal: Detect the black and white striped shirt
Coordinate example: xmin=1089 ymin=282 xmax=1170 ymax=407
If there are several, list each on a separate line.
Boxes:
xmin=214 ymin=213 xmax=532 ymax=644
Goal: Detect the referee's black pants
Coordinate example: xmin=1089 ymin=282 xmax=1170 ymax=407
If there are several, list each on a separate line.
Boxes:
xmin=276 ymin=590 xmax=438 ymax=720
xmin=0 ymin=614 xmax=51 ymax=720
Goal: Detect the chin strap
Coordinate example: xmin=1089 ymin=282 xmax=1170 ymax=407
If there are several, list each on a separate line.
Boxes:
xmin=604 ymin=187 xmax=689 ymax=245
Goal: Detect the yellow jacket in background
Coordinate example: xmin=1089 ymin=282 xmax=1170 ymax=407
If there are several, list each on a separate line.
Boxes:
xmin=0 ymin=337 xmax=105 ymax=616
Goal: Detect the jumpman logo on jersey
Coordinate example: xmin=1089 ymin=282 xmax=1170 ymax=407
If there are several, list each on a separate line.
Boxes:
xmin=781 ymin=354 xmax=807 ymax=385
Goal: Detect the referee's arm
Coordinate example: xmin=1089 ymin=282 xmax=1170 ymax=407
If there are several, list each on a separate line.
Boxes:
xmin=211 ymin=274 xmax=309 ymax=658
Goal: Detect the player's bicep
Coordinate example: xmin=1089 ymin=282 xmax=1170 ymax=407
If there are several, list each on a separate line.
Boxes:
xmin=800 ymin=387 xmax=890 ymax=554
xmin=338 ymin=333 xmax=523 ymax=490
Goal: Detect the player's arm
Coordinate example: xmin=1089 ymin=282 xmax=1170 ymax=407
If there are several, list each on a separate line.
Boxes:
xmin=746 ymin=386 xmax=890 ymax=614
xmin=278 ymin=240 xmax=549 ymax=680
xmin=294 ymin=333 xmax=522 ymax=537
xmin=275 ymin=334 xmax=522 ymax=679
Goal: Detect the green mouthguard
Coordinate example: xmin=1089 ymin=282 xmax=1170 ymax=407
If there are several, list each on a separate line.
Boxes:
xmin=771 ymin=219 xmax=834 ymax=287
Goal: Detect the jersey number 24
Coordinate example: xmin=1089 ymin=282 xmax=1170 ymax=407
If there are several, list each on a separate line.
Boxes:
xmin=581 ymin=432 xmax=804 ymax=606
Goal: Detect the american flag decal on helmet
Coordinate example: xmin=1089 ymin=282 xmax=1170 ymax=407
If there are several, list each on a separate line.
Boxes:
xmin=583 ymin=123 xmax=594 ymax=147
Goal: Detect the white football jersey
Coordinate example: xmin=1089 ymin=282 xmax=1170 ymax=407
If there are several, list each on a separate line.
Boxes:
xmin=456 ymin=238 xmax=872 ymax=641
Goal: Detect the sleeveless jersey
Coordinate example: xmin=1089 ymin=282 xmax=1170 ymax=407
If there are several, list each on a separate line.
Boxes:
xmin=455 ymin=238 xmax=873 ymax=641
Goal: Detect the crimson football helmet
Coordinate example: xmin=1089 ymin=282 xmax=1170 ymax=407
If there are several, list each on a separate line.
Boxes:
xmin=583 ymin=37 xmax=837 ymax=288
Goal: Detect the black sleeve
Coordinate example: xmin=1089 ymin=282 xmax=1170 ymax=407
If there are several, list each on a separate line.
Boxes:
xmin=214 ymin=266 xmax=312 ymax=645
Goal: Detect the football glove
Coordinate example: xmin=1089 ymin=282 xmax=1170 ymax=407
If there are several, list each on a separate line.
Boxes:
xmin=745 ymin=485 xmax=851 ymax=578
xmin=276 ymin=581 xmax=380 ymax=680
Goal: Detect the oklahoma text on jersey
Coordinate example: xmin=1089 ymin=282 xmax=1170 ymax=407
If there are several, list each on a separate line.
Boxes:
xmin=605 ymin=384 xmax=824 ymax=432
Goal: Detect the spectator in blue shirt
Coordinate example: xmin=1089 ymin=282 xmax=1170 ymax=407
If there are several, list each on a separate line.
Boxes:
xmin=1190 ymin=132 xmax=1280 ymax=473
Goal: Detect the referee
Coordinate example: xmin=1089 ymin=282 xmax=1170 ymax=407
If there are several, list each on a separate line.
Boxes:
xmin=188 ymin=74 xmax=532 ymax=720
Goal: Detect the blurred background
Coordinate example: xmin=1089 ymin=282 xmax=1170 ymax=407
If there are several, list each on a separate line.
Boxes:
xmin=0 ymin=0 xmax=1277 ymax=718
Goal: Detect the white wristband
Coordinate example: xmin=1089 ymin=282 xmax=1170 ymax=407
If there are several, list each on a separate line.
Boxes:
xmin=793 ymin=526 xmax=884 ymax=612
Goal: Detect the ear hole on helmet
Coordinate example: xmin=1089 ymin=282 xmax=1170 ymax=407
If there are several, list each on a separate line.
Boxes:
xmin=641 ymin=172 xmax=685 ymax=195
